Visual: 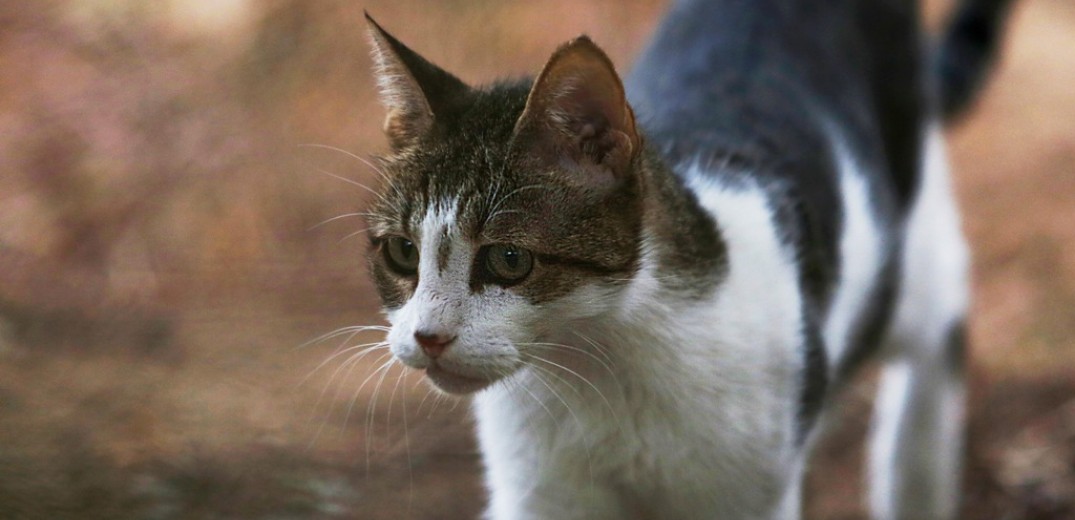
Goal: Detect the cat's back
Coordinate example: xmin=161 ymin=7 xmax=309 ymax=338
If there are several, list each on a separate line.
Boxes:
xmin=626 ymin=0 xmax=927 ymax=374
xmin=626 ymin=0 xmax=922 ymax=208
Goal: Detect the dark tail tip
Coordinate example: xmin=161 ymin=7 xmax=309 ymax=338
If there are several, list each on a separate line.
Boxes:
xmin=935 ymin=0 xmax=1017 ymax=120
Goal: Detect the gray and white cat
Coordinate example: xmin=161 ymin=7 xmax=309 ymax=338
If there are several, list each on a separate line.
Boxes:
xmin=357 ymin=0 xmax=1014 ymax=518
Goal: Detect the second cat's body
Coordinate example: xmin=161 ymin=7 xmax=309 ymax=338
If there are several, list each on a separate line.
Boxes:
xmin=359 ymin=0 xmax=1014 ymax=518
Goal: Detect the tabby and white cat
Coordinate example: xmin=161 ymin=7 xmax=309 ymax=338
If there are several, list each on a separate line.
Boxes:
xmin=357 ymin=0 xmax=1012 ymax=518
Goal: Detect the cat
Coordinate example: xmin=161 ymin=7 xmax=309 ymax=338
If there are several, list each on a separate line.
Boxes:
xmin=357 ymin=0 xmax=1014 ymax=518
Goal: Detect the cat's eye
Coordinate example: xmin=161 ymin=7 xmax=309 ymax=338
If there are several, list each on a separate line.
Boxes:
xmin=384 ymin=236 xmax=419 ymax=275
xmin=483 ymin=244 xmax=534 ymax=285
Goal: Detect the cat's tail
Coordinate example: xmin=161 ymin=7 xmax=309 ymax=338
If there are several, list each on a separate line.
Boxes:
xmin=934 ymin=0 xmax=1018 ymax=120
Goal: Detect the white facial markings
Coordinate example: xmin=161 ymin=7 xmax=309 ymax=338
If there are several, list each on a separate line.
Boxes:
xmin=385 ymin=197 xmax=531 ymax=387
xmin=415 ymin=199 xmax=469 ymax=333
xmin=387 ymin=200 xmax=465 ymax=369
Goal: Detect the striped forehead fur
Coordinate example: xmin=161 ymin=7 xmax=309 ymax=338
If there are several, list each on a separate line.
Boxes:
xmin=365 ymin=79 xmax=645 ymax=305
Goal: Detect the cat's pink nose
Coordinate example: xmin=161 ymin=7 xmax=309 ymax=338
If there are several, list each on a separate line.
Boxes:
xmin=414 ymin=331 xmax=455 ymax=359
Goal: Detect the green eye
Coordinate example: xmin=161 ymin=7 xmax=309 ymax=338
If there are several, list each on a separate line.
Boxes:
xmin=484 ymin=244 xmax=533 ymax=285
xmin=384 ymin=236 xmax=418 ymax=275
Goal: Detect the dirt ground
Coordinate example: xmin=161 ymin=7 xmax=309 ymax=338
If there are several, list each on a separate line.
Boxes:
xmin=1 ymin=1 xmax=1073 ymax=519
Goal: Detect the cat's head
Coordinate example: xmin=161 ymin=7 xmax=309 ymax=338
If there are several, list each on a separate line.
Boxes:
xmin=363 ymin=15 xmax=643 ymax=394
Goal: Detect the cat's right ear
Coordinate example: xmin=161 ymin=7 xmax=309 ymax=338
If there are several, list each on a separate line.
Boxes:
xmin=365 ymin=13 xmax=470 ymax=150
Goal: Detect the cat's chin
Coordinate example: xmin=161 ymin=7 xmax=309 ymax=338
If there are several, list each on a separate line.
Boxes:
xmin=425 ymin=364 xmax=496 ymax=394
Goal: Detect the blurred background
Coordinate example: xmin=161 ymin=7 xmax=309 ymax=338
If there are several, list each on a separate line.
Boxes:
xmin=0 ymin=1 xmax=1072 ymax=518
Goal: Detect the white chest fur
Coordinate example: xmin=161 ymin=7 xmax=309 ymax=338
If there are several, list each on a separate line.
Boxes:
xmin=473 ymin=176 xmax=807 ymax=519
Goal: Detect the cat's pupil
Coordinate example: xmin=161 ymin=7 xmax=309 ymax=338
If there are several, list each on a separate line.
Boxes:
xmin=384 ymin=236 xmax=419 ymax=275
xmin=503 ymin=250 xmax=519 ymax=268
xmin=483 ymin=244 xmax=533 ymax=285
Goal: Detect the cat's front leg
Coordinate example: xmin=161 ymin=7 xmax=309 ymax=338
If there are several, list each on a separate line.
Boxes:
xmin=479 ymin=441 xmax=628 ymax=520
xmin=482 ymin=476 xmax=628 ymax=520
xmin=473 ymin=387 xmax=630 ymax=520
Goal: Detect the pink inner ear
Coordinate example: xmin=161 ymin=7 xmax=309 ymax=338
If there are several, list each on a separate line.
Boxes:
xmin=557 ymin=89 xmax=634 ymax=175
xmin=549 ymin=71 xmax=621 ymax=127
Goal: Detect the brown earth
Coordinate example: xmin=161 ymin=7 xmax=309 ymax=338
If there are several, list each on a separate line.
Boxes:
xmin=1 ymin=1 xmax=1073 ymax=518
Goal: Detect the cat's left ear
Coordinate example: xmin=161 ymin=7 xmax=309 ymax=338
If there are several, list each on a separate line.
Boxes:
xmin=365 ymin=13 xmax=471 ymax=150
xmin=512 ymin=36 xmax=641 ymax=188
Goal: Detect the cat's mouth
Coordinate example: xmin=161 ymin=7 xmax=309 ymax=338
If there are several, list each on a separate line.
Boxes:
xmin=425 ymin=364 xmax=496 ymax=394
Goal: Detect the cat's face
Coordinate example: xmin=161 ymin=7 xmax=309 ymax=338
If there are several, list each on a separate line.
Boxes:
xmin=367 ymin=168 xmax=639 ymax=394
xmin=363 ymin=16 xmax=642 ymax=394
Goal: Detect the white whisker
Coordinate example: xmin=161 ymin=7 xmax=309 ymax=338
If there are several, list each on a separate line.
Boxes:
xmin=296 ymin=325 xmax=389 ymax=350
xmin=415 ymin=385 xmax=436 ymax=416
xmin=399 ymin=368 xmax=416 ymax=514
xmin=313 ymin=167 xmax=382 ymax=196
xmin=337 ymin=227 xmax=372 ymax=243
xmin=301 ymin=340 xmax=387 ymax=388
xmin=343 ymin=355 xmax=394 ymax=476
xmin=307 ymin=349 xmax=391 ymax=450
xmin=573 ymin=332 xmax=617 ymax=367
xmin=336 ymin=350 xmax=393 ymax=421
xmin=362 ymin=357 xmax=399 ymax=474
xmin=521 ymin=341 xmax=617 ymax=380
xmin=385 ymin=361 xmax=407 ymax=438
xmin=507 ymin=370 xmax=559 ymax=427
xmin=297 ymin=143 xmax=391 ymax=182
xmin=521 ymin=362 xmax=598 ymax=501
xmin=483 ymin=184 xmax=557 ymax=228
xmin=523 ymin=360 xmax=583 ymax=401
xmin=309 ymin=212 xmax=377 ymax=231
xmin=527 ymin=355 xmax=617 ymax=421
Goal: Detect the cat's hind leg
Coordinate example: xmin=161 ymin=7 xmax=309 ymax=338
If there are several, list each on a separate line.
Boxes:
xmin=868 ymin=126 xmax=970 ymax=520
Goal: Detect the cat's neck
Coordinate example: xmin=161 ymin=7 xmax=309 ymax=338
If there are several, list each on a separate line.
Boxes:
xmin=525 ymin=150 xmax=731 ymax=379
xmin=550 ymin=146 xmax=804 ymax=386
xmin=633 ymin=147 xmax=729 ymax=301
